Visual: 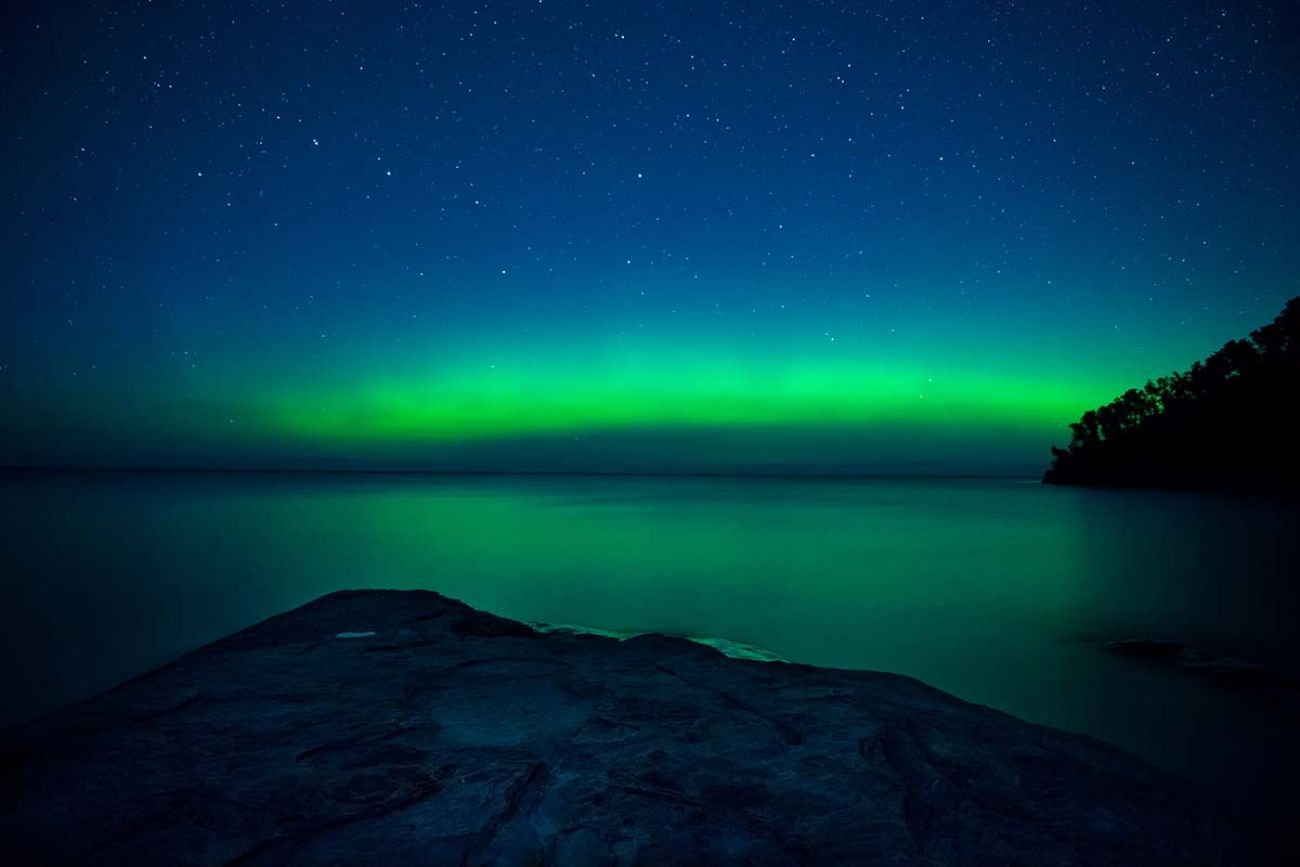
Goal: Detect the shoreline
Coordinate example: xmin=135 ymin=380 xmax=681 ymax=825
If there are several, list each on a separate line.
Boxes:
xmin=1 ymin=588 xmax=1268 ymax=865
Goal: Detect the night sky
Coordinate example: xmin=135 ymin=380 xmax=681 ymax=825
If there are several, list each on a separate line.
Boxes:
xmin=3 ymin=1 xmax=1298 ymax=473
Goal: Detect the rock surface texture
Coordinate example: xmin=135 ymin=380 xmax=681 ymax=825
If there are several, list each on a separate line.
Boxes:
xmin=1 ymin=590 xmax=1235 ymax=865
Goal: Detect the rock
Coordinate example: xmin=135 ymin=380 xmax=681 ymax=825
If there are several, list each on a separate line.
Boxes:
xmin=1106 ymin=638 xmax=1298 ymax=691
xmin=0 ymin=590 xmax=1245 ymax=865
xmin=1105 ymin=638 xmax=1186 ymax=657
xmin=1184 ymin=657 xmax=1298 ymax=688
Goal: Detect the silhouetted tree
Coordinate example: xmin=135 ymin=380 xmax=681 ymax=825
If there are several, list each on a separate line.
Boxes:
xmin=1044 ymin=296 xmax=1300 ymax=492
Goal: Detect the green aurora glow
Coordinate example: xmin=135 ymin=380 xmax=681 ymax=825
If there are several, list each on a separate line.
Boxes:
xmin=7 ymin=329 xmax=1163 ymax=472
xmin=5 ymin=1 xmax=1298 ymax=472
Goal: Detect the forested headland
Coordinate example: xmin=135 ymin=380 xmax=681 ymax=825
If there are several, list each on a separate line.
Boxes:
xmin=1045 ymin=297 xmax=1299 ymax=492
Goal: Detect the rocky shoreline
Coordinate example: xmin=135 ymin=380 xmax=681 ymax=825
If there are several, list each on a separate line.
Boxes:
xmin=0 ymin=590 xmax=1249 ymax=864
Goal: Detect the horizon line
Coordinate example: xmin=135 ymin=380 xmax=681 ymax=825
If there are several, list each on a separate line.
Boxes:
xmin=0 ymin=465 xmax=1042 ymax=482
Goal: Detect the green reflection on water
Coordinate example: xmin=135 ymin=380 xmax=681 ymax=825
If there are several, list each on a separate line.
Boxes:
xmin=2 ymin=473 xmax=1297 ymax=822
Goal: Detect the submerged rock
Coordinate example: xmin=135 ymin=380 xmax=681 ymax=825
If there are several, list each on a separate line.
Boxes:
xmin=1105 ymin=638 xmax=1187 ymax=657
xmin=0 ymin=590 xmax=1246 ymax=865
xmin=1106 ymin=638 xmax=1299 ymax=690
xmin=1184 ymin=656 xmax=1295 ymax=687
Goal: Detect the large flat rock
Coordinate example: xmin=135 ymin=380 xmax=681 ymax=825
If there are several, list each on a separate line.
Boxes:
xmin=1 ymin=590 xmax=1233 ymax=865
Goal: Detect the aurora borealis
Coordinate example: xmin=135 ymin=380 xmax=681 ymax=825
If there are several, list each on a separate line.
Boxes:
xmin=4 ymin=1 xmax=1299 ymax=472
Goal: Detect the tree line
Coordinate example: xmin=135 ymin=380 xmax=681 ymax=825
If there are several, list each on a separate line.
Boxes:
xmin=1045 ymin=296 xmax=1300 ymax=491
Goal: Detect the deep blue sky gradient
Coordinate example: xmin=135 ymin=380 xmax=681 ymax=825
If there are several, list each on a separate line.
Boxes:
xmin=3 ymin=1 xmax=1298 ymax=471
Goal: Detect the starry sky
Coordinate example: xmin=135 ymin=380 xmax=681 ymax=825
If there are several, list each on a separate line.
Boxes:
xmin=3 ymin=0 xmax=1298 ymax=473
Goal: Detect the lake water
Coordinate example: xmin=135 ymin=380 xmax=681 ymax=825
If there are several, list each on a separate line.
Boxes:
xmin=3 ymin=471 xmax=1297 ymax=821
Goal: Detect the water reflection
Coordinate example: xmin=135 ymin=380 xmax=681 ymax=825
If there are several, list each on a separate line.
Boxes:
xmin=2 ymin=472 xmax=1296 ymax=821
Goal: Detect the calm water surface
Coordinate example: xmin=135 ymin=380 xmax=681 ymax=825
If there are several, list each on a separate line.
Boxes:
xmin=3 ymin=472 xmax=1297 ymax=818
